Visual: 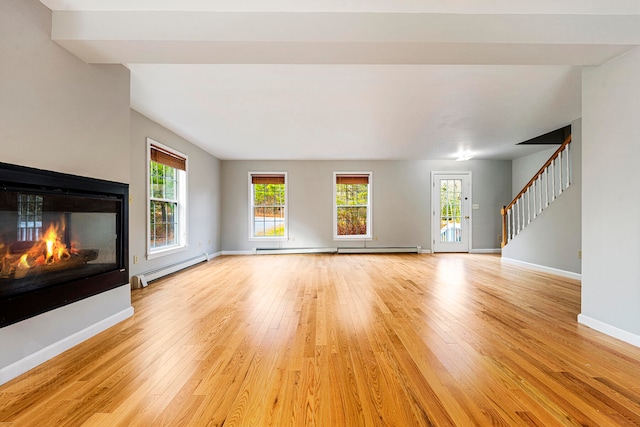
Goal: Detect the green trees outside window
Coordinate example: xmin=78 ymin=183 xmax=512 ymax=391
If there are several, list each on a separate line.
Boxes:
xmin=251 ymin=173 xmax=286 ymax=238
xmin=439 ymin=179 xmax=462 ymax=243
xmin=148 ymin=140 xmax=187 ymax=253
xmin=336 ymin=183 xmax=368 ymax=236
xmin=150 ymin=161 xmax=179 ymax=249
xmin=335 ymin=173 xmax=371 ymax=238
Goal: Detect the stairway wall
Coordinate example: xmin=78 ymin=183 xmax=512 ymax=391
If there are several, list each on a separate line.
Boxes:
xmin=501 ymin=118 xmax=582 ymax=275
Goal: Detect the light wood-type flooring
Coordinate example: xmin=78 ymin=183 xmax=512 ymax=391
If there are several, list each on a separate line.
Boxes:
xmin=2 ymin=254 xmax=640 ymax=426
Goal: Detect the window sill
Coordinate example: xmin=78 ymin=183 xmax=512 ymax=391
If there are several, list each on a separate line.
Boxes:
xmin=147 ymin=245 xmax=188 ymax=260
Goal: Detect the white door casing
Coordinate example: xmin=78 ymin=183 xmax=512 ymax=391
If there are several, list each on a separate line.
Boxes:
xmin=431 ymin=172 xmax=472 ymax=253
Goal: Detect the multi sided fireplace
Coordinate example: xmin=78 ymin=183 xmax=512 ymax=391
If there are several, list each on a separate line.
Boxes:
xmin=0 ymin=162 xmax=128 ymax=328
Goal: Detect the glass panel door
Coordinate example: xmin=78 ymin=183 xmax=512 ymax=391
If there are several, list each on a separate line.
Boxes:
xmin=432 ymin=172 xmax=471 ymax=253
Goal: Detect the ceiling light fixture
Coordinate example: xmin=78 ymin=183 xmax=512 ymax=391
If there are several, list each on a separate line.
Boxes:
xmin=455 ymin=151 xmax=473 ymax=161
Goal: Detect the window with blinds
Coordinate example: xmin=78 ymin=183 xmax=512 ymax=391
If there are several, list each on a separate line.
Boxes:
xmin=334 ymin=172 xmax=372 ymax=239
xmin=148 ymin=139 xmax=187 ymax=255
xmin=249 ymin=172 xmax=287 ymax=239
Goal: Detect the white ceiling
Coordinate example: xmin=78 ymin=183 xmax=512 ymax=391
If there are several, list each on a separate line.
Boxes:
xmin=40 ymin=0 xmax=640 ymax=160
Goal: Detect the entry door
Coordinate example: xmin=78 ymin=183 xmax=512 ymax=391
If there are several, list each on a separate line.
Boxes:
xmin=431 ymin=172 xmax=471 ymax=253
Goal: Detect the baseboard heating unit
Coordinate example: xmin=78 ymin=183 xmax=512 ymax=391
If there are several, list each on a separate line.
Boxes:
xmin=255 ymin=247 xmax=338 ymax=255
xmin=254 ymin=246 xmax=421 ymax=255
xmin=131 ymin=253 xmax=214 ymax=289
xmin=337 ymin=246 xmax=421 ymax=254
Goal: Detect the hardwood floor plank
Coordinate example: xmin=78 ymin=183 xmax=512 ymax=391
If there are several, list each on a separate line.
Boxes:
xmin=3 ymin=254 xmax=640 ymax=426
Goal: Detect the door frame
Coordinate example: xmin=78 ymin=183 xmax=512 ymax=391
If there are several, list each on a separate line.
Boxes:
xmin=431 ymin=171 xmax=472 ymax=253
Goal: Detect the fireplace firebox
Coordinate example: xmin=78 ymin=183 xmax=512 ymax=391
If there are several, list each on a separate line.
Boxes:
xmin=0 ymin=162 xmax=128 ymax=328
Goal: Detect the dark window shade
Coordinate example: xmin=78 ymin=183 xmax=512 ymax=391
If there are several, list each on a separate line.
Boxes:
xmin=336 ymin=174 xmax=369 ymax=185
xmin=252 ymin=174 xmax=285 ymax=185
xmin=151 ymin=145 xmax=186 ymax=171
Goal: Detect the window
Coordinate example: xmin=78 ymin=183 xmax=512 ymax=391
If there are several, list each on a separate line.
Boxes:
xmin=249 ymin=173 xmax=287 ymax=239
xmin=148 ymin=139 xmax=187 ymax=256
xmin=17 ymin=194 xmax=43 ymax=241
xmin=334 ymin=172 xmax=372 ymax=239
xmin=439 ymin=179 xmax=463 ymax=243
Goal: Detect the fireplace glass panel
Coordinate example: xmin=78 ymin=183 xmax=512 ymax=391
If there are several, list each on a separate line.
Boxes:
xmin=0 ymin=190 xmax=120 ymax=299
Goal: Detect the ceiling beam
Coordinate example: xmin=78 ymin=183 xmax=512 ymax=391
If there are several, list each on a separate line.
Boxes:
xmin=51 ymin=11 xmax=640 ymax=65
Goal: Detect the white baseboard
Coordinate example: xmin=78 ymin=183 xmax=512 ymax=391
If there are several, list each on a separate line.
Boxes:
xmin=0 ymin=307 xmax=134 ymax=386
xmin=578 ymin=314 xmax=640 ymax=349
xmin=470 ymin=248 xmax=502 ymax=254
xmin=501 ymin=257 xmax=581 ymax=280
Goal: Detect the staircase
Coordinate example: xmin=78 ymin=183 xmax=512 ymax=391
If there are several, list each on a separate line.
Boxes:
xmin=501 ymin=135 xmax=572 ymax=247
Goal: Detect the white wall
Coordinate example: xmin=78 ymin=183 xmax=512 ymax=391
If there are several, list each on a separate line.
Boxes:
xmin=0 ymin=0 xmax=132 ymax=380
xmin=581 ymin=48 xmax=640 ymax=343
xmin=129 ymin=110 xmax=221 ymax=278
xmin=0 ymin=1 xmax=130 ymax=183
xmin=221 ymin=159 xmax=511 ymax=252
xmin=501 ymin=118 xmax=582 ymax=275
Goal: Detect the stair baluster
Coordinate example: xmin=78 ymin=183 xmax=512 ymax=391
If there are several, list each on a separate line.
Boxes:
xmin=501 ymin=135 xmax=572 ymax=247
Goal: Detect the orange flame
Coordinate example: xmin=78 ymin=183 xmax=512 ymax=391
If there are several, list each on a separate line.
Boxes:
xmin=7 ymin=221 xmax=74 ymax=279
xmin=41 ymin=224 xmax=70 ymax=265
xmin=18 ymin=254 xmax=30 ymax=269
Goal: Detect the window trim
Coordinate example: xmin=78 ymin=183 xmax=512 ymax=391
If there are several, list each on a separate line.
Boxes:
xmin=333 ymin=171 xmax=373 ymax=240
xmin=248 ymin=171 xmax=288 ymax=241
xmin=146 ymin=138 xmax=188 ymax=259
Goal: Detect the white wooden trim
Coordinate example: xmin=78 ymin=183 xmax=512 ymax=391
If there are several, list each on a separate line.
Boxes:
xmin=333 ymin=171 xmax=373 ymax=240
xmin=0 ymin=307 xmax=134 ymax=386
xmin=248 ymin=171 xmax=288 ymax=241
xmin=146 ymin=138 xmax=189 ymax=258
xmin=146 ymin=244 xmax=188 ymax=260
xmin=501 ymin=257 xmax=581 ymax=280
xmin=431 ymin=171 xmax=472 ymax=253
xmin=578 ymin=314 xmax=640 ymax=349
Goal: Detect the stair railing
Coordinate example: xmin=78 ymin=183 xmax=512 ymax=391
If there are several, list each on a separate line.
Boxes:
xmin=501 ymin=135 xmax=572 ymax=247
